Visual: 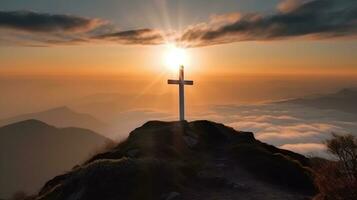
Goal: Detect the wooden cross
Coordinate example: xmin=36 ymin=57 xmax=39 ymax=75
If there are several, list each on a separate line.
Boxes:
xmin=168 ymin=65 xmax=193 ymax=121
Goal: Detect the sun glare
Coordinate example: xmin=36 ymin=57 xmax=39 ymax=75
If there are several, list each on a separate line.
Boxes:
xmin=164 ymin=45 xmax=189 ymax=71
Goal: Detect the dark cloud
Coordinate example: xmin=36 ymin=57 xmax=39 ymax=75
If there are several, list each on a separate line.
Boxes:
xmin=0 ymin=11 xmax=166 ymax=46
xmin=1 ymin=0 xmax=356 ymax=47
xmin=43 ymin=28 xmax=167 ymax=46
xmin=95 ymin=29 xmax=165 ymax=45
xmin=180 ymin=0 xmax=357 ymax=47
xmin=0 ymin=10 xmax=105 ymax=33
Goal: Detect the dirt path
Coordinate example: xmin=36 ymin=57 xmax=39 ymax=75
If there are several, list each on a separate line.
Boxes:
xmin=181 ymin=148 xmax=312 ymax=200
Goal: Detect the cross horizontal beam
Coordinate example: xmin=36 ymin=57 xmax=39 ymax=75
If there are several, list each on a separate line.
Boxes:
xmin=168 ymin=79 xmax=194 ymax=85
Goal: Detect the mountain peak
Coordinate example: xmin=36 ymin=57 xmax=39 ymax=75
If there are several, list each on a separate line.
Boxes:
xmin=278 ymin=88 xmax=357 ymax=114
xmin=0 ymin=106 xmax=107 ymax=135
xmin=1 ymin=119 xmax=52 ymax=130
xmin=337 ymin=88 xmax=357 ymax=95
xmin=44 ymin=106 xmax=75 ymax=114
xmin=37 ymin=120 xmax=316 ymax=200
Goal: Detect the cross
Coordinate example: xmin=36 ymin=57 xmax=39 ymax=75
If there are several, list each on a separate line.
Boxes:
xmin=168 ymin=65 xmax=193 ymax=121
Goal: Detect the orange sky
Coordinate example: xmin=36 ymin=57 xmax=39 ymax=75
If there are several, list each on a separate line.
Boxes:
xmin=1 ymin=39 xmax=357 ymax=78
xmin=1 ymin=20 xmax=357 ymax=119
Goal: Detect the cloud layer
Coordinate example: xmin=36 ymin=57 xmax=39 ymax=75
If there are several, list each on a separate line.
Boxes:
xmin=0 ymin=11 xmax=167 ymax=46
xmin=280 ymin=143 xmax=328 ymax=157
xmin=100 ymin=102 xmax=356 ymax=158
xmin=0 ymin=0 xmax=356 ymax=47
xmin=188 ymin=103 xmax=357 ymax=158
xmin=0 ymin=10 xmax=104 ymax=33
xmin=95 ymin=29 xmax=166 ymax=45
xmin=180 ymin=0 xmax=357 ymax=47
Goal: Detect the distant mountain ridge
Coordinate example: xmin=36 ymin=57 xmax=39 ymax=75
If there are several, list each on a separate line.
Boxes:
xmin=0 ymin=119 xmax=111 ymax=198
xmin=277 ymin=88 xmax=357 ymax=114
xmin=35 ymin=120 xmax=316 ymax=200
xmin=0 ymin=106 xmax=109 ymax=136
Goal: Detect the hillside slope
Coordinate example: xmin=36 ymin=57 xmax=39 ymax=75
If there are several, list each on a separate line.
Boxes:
xmin=36 ymin=120 xmax=316 ymax=200
xmin=0 ymin=106 xmax=108 ymax=135
xmin=0 ymin=120 xmax=111 ymax=198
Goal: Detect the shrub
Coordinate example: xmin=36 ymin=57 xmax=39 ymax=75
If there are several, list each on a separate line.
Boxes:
xmin=313 ymin=161 xmax=357 ymax=200
xmin=326 ymin=133 xmax=357 ymax=180
xmin=313 ymin=133 xmax=357 ymax=200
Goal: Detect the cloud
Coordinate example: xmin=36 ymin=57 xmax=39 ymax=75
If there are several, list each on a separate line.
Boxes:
xmin=0 ymin=10 xmax=105 ymax=33
xmin=209 ymin=13 xmax=243 ymax=26
xmin=94 ymin=29 xmax=166 ymax=45
xmin=0 ymin=10 xmax=111 ymax=46
xmin=280 ymin=143 xmax=329 ymax=157
xmin=0 ymin=11 xmax=169 ymax=46
xmin=229 ymin=121 xmax=342 ymax=145
xmin=1 ymin=0 xmax=356 ymax=47
xmin=179 ymin=0 xmax=357 ymax=47
xmin=189 ymin=102 xmax=357 ymax=157
xmin=228 ymin=121 xmax=273 ymax=133
xmin=277 ymin=0 xmax=309 ymax=13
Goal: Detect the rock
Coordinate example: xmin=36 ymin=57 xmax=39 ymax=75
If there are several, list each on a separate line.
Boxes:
xmin=197 ymin=171 xmax=230 ymax=188
xmin=197 ymin=170 xmax=210 ymax=179
xmin=163 ymin=192 xmax=181 ymax=200
xmin=197 ymin=170 xmax=249 ymax=190
xmin=215 ymin=163 xmax=226 ymax=168
xmin=67 ymin=187 xmax=85 ymax=200
xmin=126 ymin=149 xmax=140 ymax=158
xmin=183 ymin=135 xmax=198 ymax=148
xmin=228 ymin=181 xmax=250 ymax=191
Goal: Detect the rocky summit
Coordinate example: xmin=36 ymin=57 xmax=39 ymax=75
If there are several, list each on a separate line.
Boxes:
xmin=35 ymin=120 xmax=317 ymax=200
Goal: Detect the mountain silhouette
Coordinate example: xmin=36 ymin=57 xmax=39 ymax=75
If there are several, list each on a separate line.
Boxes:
xmin=0 ymin=106 xmax=108 ymax=135
xmin=35 ymin=120 xmax=316 ymax=200
xmin=277 ymin=88 xmax=357 ymax=114
xmin=0 ymin=120 xmax=111 ymax=198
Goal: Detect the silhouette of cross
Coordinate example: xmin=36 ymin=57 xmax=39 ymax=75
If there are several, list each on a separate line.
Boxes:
xmin=168 ymin=65 xmax=193 ymax=121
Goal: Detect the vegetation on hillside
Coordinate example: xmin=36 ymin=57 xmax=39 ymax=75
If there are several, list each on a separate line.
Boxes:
xmin=313 ymin=133 xmax=357 ymax=200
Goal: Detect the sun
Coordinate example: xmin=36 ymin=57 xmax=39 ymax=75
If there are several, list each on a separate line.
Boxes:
xmin=163 ymin=45 xmax=189 ymax=71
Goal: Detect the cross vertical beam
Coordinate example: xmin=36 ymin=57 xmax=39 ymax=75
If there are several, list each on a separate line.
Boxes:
xmin=168 ymin=65 xmax=193 ymax=121
xmin=179 ymin=65 xmax=185 ymax=121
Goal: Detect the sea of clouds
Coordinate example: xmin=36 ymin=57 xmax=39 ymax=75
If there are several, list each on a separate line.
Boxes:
xmin=191 ymin=103 xmax=357 ymax=158
xmin=118 ymin=103 xmax=357 ymax=158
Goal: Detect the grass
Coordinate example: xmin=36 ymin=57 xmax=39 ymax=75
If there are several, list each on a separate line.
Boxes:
xmin=39 ymin=158 xmax=184 ymax=200
xmin=230 ymin=143 xmax=316 ymax=193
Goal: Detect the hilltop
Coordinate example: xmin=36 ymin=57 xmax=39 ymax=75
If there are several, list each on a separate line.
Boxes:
xmin=0 ymin=120 xmax=111 ymax=198
xmin=35 ymin=120 xmax=316 ymax=200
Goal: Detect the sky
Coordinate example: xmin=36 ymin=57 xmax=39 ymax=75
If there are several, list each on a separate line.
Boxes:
xmin=0 ymin=0 xmax=357 ymax=125
xmin=0 ymin=1 xmax=357 ymax=143
xmin=0 ymin=0 xmax=356 ymax=77
xmin=0 ymin=0 xmax=356 ymax=116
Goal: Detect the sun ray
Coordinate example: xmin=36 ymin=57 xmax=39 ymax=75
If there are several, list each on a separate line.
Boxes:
xmin=163 ymin=44 xmax=189 ymax=71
